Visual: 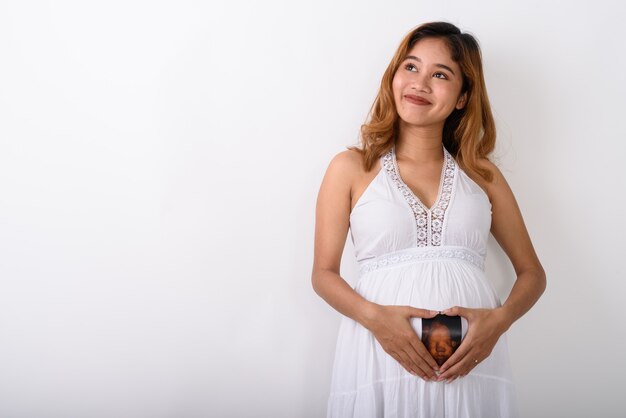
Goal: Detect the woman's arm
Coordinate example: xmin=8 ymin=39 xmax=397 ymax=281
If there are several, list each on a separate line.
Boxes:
xmin=436 ymin=159 xmax=547 ymax=381
xmin=310 ymin=150 xmax=377 ymax=326
xmin=311 ymin=150 xmax=441 ymax=381
xmin=484 ymin=159 xmax=547 ymax=330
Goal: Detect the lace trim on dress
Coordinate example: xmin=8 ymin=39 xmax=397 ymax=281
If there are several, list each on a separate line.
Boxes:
xmin=382 ymin=145 xmax=456 ymax=247
xmin=359 ymin=246 xmax=485 ymax=274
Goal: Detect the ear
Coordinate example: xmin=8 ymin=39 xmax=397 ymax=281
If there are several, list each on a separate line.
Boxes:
xmin=455 ymin=92 xmax=467 ymax=110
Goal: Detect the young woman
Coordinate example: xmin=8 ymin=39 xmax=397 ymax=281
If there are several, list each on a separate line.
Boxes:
xmin=312 ymin=21 xmax=546 ymax=417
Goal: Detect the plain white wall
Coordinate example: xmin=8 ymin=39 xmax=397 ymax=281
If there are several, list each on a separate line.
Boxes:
xmin=0 ymin=1 xmax=624 ymax=417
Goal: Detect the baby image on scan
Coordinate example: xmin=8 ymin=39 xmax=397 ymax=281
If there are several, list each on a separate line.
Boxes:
xmin=421 ymin=314 xmax=465 ymax=366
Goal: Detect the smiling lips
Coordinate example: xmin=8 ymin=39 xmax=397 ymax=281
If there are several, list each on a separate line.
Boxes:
xmin=405 ymin=94 xmax=431 ymax=105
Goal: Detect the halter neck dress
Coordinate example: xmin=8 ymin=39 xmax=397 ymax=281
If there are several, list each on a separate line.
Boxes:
xmin=326 ymin=143 xmax=519 ymax=418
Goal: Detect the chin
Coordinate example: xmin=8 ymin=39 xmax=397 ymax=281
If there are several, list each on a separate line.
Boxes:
xmin=398 ymin=113 xmax=441 ymax=126
xmin=400 ymin=118 xmax=438 ymax=127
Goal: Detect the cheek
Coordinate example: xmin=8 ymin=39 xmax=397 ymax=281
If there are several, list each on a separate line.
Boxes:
xmin=435 ymin=90 xmax=460 ymax=111
xmin=443 ymin=84 xmax=463 ymax=102
xmin=391 ymin=73 xmax=404 ymax=94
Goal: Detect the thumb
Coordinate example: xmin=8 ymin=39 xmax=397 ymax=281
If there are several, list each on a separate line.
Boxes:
xmin=408 ymin=307 xmax=439 ymax=318
xmin=442 ymin=306 xmax=467 ymax=317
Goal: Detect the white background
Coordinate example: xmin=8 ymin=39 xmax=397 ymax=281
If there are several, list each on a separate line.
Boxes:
xmin=0 ymin=1 xmax=624 ymax=417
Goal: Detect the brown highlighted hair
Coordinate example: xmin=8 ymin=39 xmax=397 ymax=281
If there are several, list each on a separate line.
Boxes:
xmin=348 ymin=21 xmax=496 ymax=182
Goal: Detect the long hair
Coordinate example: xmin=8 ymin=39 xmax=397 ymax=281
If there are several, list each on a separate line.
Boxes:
xmin=348 ymin=21 xmax=496 ymax=182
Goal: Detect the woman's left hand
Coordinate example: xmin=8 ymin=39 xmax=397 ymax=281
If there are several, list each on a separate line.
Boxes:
xmin=435 ymin=306 xmax=510 ymax=383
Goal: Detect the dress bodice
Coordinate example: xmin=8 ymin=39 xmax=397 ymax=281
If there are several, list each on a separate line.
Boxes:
xmin=329 ymin=143 xmax=518 ymax=418
xmin=349 ymin=144 xmax=492 ymax=267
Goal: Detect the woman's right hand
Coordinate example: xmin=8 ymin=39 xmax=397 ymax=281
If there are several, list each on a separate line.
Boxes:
xmin=364 ymin=304 xmax=441 ymax=381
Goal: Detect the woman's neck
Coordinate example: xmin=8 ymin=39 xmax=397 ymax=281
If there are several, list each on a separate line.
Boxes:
xmin=395 ymin=122 xmax=444 ymax=164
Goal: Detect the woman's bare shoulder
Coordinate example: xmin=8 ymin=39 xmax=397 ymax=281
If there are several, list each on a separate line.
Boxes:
xmin=324 ymin=149 xmax=365 ymax=183
xmin=481 ymin=156 xmax=508 ymax=184
xmin=334 ymin=148 xmax=364 ymax=168
xmin=473 ymin=157 xmax=524 ymax=223
xmin=318 ymin=149 xmax=361 ymax=199
xmin=465 ymin=157 xmax=506 ymax=200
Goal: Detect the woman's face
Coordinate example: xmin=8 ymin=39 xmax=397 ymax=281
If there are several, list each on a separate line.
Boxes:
xmin=392 ymin=37 xmax=467 ymax=129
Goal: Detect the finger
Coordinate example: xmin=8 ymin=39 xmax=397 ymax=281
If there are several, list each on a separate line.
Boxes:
xmin=391 ymin=348 xmax=428 ymax=379
xmin=406 ymin=336 xmax=440 ymax=373
xmin=438 ymin=359 xmax=467 ymax=382
xmin=387 ymin=349 xmax=411 ymax=375
xmin=439 ymin=334 xmax=473 ymax=373
xmin=446 ymin=375 xmax=459 ymax=384
xmin=438 ymin=343 xmax=473 ymax=378
xmin=408 ymin=306 xmax=438 ymax=318
xmin=442 ymin=306 xmax=469 ymax=318
xmin=438 ymin=356 xmax=467 ymax=380
xmin=448 ymin=365 xmax=472 ymax=383
xmin=401 ymin=346 xmax=436 ymax=380
xmin=439 ymin=353 xmax=479 ymax=381
xmin=403 ymin=349 xmax=434 ymax=380
xmin=395 ymin=356 xmax=415 ymax=376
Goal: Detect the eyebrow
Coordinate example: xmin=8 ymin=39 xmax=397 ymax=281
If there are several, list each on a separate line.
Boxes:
xmin=404 ymin=55 xmax=456 ymax=76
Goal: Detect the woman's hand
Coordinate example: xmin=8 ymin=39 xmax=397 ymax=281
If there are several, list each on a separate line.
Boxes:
xmin=436 ymin=306 xmax=510 ymax=383
xmin=364 ymin=304 xmax=441 ymax=381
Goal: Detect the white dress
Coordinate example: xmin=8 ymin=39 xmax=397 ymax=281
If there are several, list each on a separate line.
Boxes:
xmin=326 ymin=143 xmax=519 ymax=418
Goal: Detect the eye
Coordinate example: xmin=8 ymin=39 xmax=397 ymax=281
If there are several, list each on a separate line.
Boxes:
xmin=404 ymin=63 xmax=449 ymax=80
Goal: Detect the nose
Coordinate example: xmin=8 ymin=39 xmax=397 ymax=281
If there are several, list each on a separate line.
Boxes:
xmin=412 ymin=72 xmax=431 ymax=93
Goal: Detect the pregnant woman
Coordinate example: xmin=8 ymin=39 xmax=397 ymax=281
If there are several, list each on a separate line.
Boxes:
xmin=312 ymin=21 xmax=546 ymax=417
